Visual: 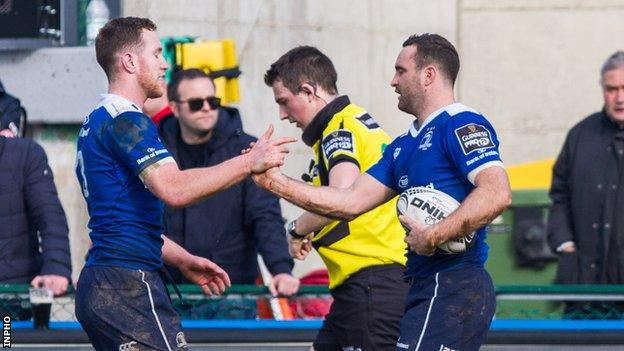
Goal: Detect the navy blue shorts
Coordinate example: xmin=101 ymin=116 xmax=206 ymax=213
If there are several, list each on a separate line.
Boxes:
xmin=314 ymin=264 xmax=409 ymax=351
xmin=75 ymin=266 xmax=189 ymax=350
xmin=396 ymin=267 xmax=495 ymax=351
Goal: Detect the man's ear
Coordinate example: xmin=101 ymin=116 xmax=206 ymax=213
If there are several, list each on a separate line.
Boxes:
xmin=298 ymin=82 xmax=315 ymax=97
xmin=423 ymin=65 xmax=437 ymax=87
xmin=120 ymin=52 xmax=137 ymax=73
xmin=169 ymin=101 xmax=181 ymax=118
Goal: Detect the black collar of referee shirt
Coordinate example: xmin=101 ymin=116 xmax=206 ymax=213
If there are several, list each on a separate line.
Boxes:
xmin=302 ymin=95 xmax=351 ymax=146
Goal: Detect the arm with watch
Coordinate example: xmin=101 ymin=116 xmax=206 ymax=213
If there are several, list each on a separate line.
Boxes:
xmin=286 ymin=162 xmax=361 ymax=260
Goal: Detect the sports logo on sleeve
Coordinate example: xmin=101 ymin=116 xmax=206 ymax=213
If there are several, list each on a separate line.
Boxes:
xmin=321 ymin=130 xmax=355 ymax=160
xmin=356 ymin=113 xmax=380 ymax=130
xmin=454 ymin=124 xmax=494 ymax=155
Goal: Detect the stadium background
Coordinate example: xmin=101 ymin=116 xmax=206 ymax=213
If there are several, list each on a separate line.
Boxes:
xmin=1 ymin=1 xmax=624 ymax=348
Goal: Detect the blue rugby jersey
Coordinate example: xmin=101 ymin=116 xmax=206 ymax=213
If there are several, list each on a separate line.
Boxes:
xmin=76 ymin=94 xmax=175 ymax=270
xmin=367 ymin=103 xmax=504 ymax=278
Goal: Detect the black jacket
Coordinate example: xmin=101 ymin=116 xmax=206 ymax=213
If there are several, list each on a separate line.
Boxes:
xmin=548 ymin=111 xmax=624 ymax=284
xmin=0 ymin=137 xmax=71 ymax=283
xmin=158 ymin=107 xmax=293 ymax=284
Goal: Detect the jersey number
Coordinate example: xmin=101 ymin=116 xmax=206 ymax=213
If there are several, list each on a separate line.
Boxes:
xmin=76 ymin=150 xmax=90 ymax=198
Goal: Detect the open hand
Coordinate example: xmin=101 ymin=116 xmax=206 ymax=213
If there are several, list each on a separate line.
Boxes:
xmin=399 ymin=215 xmax=436 ymax=256
xmin=179 ymin=255 xmax=231 ymax=296
xmin=245 ymin=124 xmax=297 ymax=173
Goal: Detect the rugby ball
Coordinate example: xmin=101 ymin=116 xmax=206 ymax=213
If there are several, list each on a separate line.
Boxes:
xmin=396 ymin=187 xmax=475 ymax=254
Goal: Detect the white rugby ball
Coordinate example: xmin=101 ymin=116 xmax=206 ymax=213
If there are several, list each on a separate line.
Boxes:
xmin=396 ymin=187 xmax=475 ymax=254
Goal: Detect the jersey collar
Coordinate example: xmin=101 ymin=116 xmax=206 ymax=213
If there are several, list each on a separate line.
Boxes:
xmin=97 ymin=93 xmax=141 ymax=112
xmin=302 ymin=95 xmax=350 ymax=146
xmin=409 ymin=102 xmax=463 ymax=138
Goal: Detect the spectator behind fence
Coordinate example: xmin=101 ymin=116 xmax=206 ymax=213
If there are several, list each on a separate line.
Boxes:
xmin=548 ymin=51 xmax=624 ymax=318
xmin=159 ymin=69 xmax=299 ymax=298
xmin=0 ymin=106 xmax=71 ymax=296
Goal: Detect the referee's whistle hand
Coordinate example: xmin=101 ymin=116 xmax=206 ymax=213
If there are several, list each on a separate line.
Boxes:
xmin=288 ymin=234 xmax=313 ymax=260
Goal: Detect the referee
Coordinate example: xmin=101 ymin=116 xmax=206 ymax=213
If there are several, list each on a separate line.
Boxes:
xmin=264 ymin=46 xmax=409 ymax=351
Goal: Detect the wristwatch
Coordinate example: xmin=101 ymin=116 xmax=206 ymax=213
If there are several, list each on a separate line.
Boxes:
xmin=287 ymin=220 xmax=307 ymax=239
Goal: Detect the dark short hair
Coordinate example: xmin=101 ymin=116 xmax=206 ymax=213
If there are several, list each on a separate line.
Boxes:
xmin=167 ymin=68 xmax=214 ymax=102
xmin=403 ymin=33 xmax=460 ymax=85
xmin=95 ymin=17 xmax=157 ymax=79
xmin=264 ymin=46 xmax=338 ymax=95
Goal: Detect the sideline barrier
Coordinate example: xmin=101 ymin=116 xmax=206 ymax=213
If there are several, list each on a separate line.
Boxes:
xmin=3 ymin=284 xmax=624 ymax=345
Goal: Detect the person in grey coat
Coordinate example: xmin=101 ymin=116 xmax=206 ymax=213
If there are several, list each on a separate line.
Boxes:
xmin=548 ymin=51 xmax=624 ymax=318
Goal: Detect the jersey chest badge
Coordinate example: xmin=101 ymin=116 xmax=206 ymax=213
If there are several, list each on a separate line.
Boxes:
xmin=418 ymin=130 xmax=433 ymax=151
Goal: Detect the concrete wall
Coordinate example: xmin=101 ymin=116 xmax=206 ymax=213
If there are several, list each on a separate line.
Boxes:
xmin=1 ymin=0 xmax=623 ymax=279
xmin=459 ymin=0 xmax=624 ymax=164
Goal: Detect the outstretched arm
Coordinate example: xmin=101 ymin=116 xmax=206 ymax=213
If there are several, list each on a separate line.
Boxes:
xmin=287 ymin=162 xmax=362 ymax=260
xmin=145 ymin=125 xmax=296 ymax=208
xmin=253 ymin=168 xmax=396 ymax=221
xmin=162 ymin=235 xmax=231 ymax=296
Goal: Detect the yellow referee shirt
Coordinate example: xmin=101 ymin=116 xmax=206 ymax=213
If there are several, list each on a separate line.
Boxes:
xmin=301 ymin=95 xmax=407 ymax=289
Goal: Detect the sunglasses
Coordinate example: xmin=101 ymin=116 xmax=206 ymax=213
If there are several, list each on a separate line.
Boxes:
xmin=178 ymin=96 xmax=221 ymax=112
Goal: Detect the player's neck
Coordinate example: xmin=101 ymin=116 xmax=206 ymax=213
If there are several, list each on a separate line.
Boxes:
xmin=108 ymin=79 xmax=147 ymax=110
xmin=415 ymin=90 xmax=455 ymax=127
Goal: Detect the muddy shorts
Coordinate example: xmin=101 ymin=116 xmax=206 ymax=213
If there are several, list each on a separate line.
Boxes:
xmin=396 ymin=267 xmax=495 ymax=351
xmin=75 ymin=266 xmax=189 ymax=351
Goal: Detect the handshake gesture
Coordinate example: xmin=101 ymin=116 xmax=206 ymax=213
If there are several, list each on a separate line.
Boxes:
xmin=242 ymin=124 xmax=292 ymax=185
xmin=243 ymin=124 xmax=296 ymax=174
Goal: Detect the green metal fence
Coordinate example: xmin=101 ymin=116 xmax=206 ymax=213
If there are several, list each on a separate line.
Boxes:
xmin=0 ymin=284 xmax=330 ymax=322
xmin=3 ymin=284 xmax=624 ymax=322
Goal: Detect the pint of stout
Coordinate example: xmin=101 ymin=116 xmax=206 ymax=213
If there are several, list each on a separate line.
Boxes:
xmin=29 ymin=287 xmax=53 ymax=329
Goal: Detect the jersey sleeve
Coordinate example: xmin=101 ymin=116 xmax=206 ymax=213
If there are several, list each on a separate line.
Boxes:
xmin=444 ymin=112 xmax=504 ymax=184
xmin=320 ymin=121 xmax=360 ymax=170
xmin=103 ymin=111 xmax=175 ymax=181
xmin=366 ymin=139 xmax=397 ymax=191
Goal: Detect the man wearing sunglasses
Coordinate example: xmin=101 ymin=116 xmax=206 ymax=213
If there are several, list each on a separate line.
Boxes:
xmin=158 ymin=68 xmax=300 ymax=301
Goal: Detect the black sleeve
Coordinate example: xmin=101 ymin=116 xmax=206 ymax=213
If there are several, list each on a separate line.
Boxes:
xmin=23 ymin=141 xmax=71 ymax=279
xmin=547 ymin=131 xmax=576 ymax=250
xmin=0 ymin=96 xmax=22 ymax=125
xmin=241 ymin=139 xmax=293 ymax=276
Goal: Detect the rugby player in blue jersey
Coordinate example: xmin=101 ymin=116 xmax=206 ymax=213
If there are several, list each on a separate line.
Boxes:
xmin=253 ymin=34 xmax=512 ymax=351
xmin=74 ymin=17 xmax=295 ymax=350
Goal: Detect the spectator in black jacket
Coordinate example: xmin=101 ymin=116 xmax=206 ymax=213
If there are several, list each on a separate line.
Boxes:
xmin=548 ymin=51 xmax=624 ymax=318
xmin=0 ymin=125 xmax=71 ymax=296
xmin=159 ymin=69 xmax=299 ymax=296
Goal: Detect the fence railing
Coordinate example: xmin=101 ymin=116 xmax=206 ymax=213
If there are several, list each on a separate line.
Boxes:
xmin=3 ymin=284 xmax=624 ymax=321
